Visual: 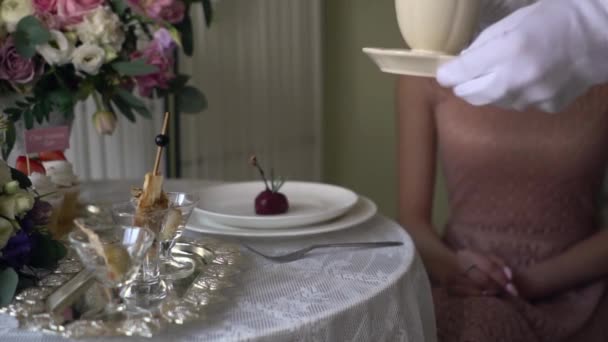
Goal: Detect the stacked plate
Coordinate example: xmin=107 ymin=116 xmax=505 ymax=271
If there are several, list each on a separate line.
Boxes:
xmin=186 ymin=181 xmax=377 ymax=238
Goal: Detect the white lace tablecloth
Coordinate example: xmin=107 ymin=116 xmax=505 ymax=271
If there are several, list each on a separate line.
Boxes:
xmin=0 ymin=180 xmax=437 ymax=342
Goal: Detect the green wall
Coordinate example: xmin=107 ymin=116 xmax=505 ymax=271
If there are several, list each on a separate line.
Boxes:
xmin=323 ymin=0 xmax=449 ymax=226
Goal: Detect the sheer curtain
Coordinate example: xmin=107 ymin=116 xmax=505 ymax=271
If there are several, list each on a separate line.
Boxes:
xmin=177 ymin=0 xmax=322 ymax=182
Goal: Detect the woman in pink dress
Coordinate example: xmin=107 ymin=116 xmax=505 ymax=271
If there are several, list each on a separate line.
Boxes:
xmin=397 ymin=75 xmax=608 ymax=341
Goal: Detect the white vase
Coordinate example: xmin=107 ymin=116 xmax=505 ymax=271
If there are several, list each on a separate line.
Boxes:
xmin=0 ymin=95 xmax=73 ymax=166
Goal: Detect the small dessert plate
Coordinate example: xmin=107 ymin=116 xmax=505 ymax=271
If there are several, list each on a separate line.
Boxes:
xmin=196 ymin=181 xmax=359 ymax=229
xmin=187 ymin=197 xmax=377 ymax=238
xmin=362 ymin=47 xmax=454 ymax=77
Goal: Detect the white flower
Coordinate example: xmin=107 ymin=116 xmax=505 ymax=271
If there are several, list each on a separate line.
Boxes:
xmin=0 ymin=160 xmax=12 ymax=186
xmin=1 ymin=0 xmax=34 ymax=33
xmin=76 ymin=6 xmax=124 ymax=60
xmin=14 ymin=190 xmax=34 ymax=214
xmin=0 ymin=190 xmax=34 ymax=220
xmin=36 ymin=30 xmax=74 ymax=66
xmin=71 ymin=44 xmax=105 ymax=75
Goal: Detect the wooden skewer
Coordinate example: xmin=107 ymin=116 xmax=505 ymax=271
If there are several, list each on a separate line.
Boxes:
xmin=153 ymin=112 xmax=170 ymax=176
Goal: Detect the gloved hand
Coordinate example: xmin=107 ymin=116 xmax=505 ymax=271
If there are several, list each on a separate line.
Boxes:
xmin=437 ymin=0 xmax=608 ymax=113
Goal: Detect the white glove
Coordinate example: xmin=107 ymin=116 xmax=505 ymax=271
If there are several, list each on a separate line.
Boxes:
xmin=437 ymin=0 xmax=608 ymax=113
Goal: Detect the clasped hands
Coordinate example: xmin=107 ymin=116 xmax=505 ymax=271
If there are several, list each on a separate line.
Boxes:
xmin=446 ymin=249 xmax=520 ymax=298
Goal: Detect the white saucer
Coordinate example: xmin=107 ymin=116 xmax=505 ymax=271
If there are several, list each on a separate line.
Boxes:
xmin=362 ymin=47 xmax=454 ymax=77
xmin=196 ymin=181 xmax=359 ymax=229
xmin=186 ymin=197 xmax=377 ymax=238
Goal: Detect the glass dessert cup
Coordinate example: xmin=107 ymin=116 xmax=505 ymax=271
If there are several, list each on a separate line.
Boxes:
xmin=158 ymin=192 xmax=199 ymax=281
xmin=111 ymin=202 xmax=170 ymax=308
xmin=69 ymin=218 xmax=154 ymax=321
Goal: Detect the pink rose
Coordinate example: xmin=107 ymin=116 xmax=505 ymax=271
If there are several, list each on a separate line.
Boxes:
xmin=0 ymin=39 xmax=40 ymax=85
xmin=127 ymin=0 xmax=185 ymax=23
xmin=57 ymin=0 xmax=104 ymax=26
xmin=161 ymin=0 xmax=185 ymax=23
xmin=36 ymin=13 xmax=62 ymax=29
xmin=33 ymin=0 xmax=58 ymax=14
xmin=130 ymin=41 xmax=174 ymax=97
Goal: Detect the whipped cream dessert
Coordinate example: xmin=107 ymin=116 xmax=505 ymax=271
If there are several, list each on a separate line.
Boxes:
xmin=29 ymin=172 xmax=58 ymax=196
xmin=42 ymin=161 xmax=78 ymax=188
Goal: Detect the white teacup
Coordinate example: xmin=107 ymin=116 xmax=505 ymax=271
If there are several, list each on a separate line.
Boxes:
xmin=395 ymin=0 xmax=481 ymax=55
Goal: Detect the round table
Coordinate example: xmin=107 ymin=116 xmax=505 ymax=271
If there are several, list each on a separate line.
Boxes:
xmin=0 ymin=180 xmax=437 ymax=342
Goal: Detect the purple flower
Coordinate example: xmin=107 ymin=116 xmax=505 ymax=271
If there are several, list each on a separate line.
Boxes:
xmin=19 ymin=218 xmax=35 ymax=234
xmin=0 ymin=38 xmax=41 ymax=85
xmin=24 ymin=200 xmax=53 ymax=227
xmin=1 ymin=231 xmax=34 ymax=269
xmin=153 ymin=28 xmax=177 ymax=54
xmin=130 ymin=40 xmax=174 ymax=97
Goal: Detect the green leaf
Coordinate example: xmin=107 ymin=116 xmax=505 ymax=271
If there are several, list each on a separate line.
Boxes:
xmin=49 ymin=88 xmax=74 ymax=114
xmin=33 ymin=103 xmax=45 ymax=124
xmin=112 ymin=60 xmax=159 ymax=76
xmin=115 ymin=89 xmax=151 ymax=118
xmin=14 ymin=16 xmax=51 ymax=59
xmin=201 ymin=0 xmax=214 ymax=27
xmin=9 ymin=167 xmax=32 ymax=189
xmin=158 ymin=74 xmax=190 ymax=97
xmin=17 ymin=16 xmax=51 ymax=44
xmin=179 ymin=86 xmax=207 ymax=113
xmin=110 ymin=96 xmax=136 ymax=122
xmin=24 ymin=110 xmax=34 ymax=129
xmin=169 ymin=74 xmax=190 ymax=91
xmin=176 ymin=15 xmax=194 ymax=56
xmin=0 ymin=268 xmax=18 ymax=306
xmin=13 ymin=31 xmax=36 ymax=59
xmin=4 ymin=108 xmax=22 ymax=120
xmin=109 ymin=0 xmax=128 ymax=15
xmin=75 ymin=82 xmax=94 ymax=101
xmin=2 ymin=123 xmax=16 ymax=161
xmin=40 ymin=98 xmax=52 ymax=120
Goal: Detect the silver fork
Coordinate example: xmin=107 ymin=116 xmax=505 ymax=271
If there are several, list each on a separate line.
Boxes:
xmin=242 ymin=241 xmax=404 ymax=263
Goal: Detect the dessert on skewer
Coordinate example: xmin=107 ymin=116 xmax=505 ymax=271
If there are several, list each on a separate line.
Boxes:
xmin=131 ymin=112 xmax=180 ymax=236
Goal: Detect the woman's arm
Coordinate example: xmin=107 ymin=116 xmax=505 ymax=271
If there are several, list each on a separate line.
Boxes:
xmin=517 ymin=229 xmax=608 ymax=299
xmin=395 ymin=76 xmax=460 ymax=284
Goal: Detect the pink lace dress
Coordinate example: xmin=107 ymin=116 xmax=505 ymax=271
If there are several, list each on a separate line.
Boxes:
xmin=432 ymin=83 xmax=608 ymax=342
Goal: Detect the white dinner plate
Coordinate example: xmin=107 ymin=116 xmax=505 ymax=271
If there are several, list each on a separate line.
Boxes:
xmin=362 ymin=47 xmax=454 ymax=77
xmin=186 ymin=196 xmax=377 ymax=238
xmin=196 ymin=181 xmax=359 ymax=229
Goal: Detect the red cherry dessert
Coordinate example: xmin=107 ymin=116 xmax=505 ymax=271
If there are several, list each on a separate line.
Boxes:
xmin=250 ymin=155 xmax=288 ymax=215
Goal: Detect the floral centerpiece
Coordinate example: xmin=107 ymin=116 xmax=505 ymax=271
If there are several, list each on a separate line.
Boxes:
xmin=0 ymin=158 xmax=66 ymax=305
xmin=0 ymin=0 xmax=212 ymax=159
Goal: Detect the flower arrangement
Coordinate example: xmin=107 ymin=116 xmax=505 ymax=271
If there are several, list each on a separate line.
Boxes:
xmin=0 ymin=159 xmax=65 ymax=305
xmin=0 ymin=0 xmax=213 ymax=159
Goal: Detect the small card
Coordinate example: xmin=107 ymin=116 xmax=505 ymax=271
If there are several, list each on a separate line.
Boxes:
xmin=24 ymin=126 xmax=70 ymax=154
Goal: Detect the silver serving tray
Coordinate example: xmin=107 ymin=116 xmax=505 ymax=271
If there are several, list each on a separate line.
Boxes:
xmin=1 ymin=236 xmax=242 ymax=338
